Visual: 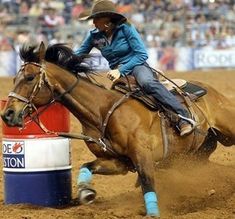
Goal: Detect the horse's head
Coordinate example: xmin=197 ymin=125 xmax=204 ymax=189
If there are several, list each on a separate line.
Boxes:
xmin=1 ymin=42 xmax=54 ymax=127
xmin=1 ymin=41 xmax=91 ymax=127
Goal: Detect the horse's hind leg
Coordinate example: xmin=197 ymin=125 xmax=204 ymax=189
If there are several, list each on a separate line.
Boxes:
xmin=214 ymin=105 xmax=235 ymax=146
xmin=214 ymin=128 xmax=235 ymax=147
xmin=195 ymin=128 xmax=218 ymax=160
xmin=77 ymin=158 xmax=129 ymax=204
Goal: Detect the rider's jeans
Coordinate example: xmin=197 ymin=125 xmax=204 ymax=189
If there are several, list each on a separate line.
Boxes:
xmin=131 ymin=63 xmax=189 ymax=119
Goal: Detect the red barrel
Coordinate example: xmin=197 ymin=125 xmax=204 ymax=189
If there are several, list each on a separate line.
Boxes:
xmin=1 ymin=100 xmax=72 ymax=207
xmin=1 ymin=100 xmax=70 ymax=138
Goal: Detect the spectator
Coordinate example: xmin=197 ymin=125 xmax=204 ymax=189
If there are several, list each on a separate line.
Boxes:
xmin=0 ymin=4 xmax=14 ymax=24
xmin=1 ymin=0 xmax=235 ymax=59
xmin=29 ymin=1 xmax=43 ymax=17
xmin=71 ymin=0 xmax=85 ymax=20
xmin=18 ymin=0 xmax=30 ymax=24
xmin=42 ymin=6 xmax=65 ymax=40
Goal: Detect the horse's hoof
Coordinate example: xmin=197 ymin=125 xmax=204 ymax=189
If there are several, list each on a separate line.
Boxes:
xmin=78 ymin=188 xmax=97 ymax=205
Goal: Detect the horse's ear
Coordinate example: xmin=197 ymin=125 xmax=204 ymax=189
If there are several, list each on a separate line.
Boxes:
xmin=38 ymin=41 xmax=46 ymax=63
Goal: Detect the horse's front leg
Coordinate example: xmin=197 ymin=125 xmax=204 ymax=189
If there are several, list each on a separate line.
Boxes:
xmin=132 ymin=150 xmax=160 ymax=217
xmin=77 ymin=158 xmax=129 ymax=205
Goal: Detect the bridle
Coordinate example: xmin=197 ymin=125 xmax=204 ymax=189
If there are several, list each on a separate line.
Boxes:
xmin=8 ymin=62 xmax=53 ymax=119
xmin=8 ymin=61 xmax=79 ymax=132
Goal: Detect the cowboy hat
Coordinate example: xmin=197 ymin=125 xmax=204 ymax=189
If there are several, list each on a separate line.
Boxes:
xmin=86 ymin=0 xmax=126 ymax=21
xmin=78 ymin=9 xmax=91 ymax=21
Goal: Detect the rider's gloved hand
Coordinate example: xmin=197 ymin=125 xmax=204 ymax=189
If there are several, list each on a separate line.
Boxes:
xmin=107 ymin=69 xmax=121 ymax=81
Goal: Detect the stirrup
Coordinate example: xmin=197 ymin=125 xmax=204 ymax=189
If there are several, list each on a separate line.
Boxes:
xmin=178 ymin=114 xmax=197 ymax=128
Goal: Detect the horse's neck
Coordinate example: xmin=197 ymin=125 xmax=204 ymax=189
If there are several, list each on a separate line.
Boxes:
xmin=50 ymin=69 xmax=118 ymax=131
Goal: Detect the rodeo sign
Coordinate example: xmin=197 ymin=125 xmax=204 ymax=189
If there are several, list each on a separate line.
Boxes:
xmin=194 ymin=48 xmax=235 ymax=68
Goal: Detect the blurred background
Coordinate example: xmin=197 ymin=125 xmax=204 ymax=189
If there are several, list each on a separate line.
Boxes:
xmin=0 ymin=0 xmax=235 ymax=75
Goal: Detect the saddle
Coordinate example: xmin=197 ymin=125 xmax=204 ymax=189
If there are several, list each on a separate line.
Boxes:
xmin=111 ymin=76 xmax=208 ymax=158
xmin=111 ymin=76 xmax=207 ymax=111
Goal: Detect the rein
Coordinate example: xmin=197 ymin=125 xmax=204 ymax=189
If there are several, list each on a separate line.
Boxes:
xmin=58 ymin=91 xmax=134 ymax=157
xmin=10 ymin=61 xmax=131 ymax=157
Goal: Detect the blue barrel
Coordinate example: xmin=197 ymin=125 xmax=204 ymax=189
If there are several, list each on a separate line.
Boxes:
xmin=1 ymin=101 xmax=72 ymax=207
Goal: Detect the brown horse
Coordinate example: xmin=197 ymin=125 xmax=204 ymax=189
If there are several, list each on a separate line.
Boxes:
xmin=1 ymin=42 xmax=235 ymax=217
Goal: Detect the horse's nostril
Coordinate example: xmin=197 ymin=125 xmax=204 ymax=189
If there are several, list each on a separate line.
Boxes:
xmin=3 ymin=108 xmax=15 ymax=122
xmin=1 ymin=108 xmax=24 ymax=127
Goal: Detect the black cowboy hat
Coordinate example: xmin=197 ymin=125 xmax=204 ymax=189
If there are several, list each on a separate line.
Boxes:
xmin=85 ymin=0 xmax=126 ymax=21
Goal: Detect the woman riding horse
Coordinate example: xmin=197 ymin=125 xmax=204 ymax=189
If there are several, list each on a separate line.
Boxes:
xmin=1 ymin=2 xmax=234 ymax=218
xmin=1 ymin=40 xmax=235 ymax=218
xmin=74 ymin=0 xmax=196 ymax=137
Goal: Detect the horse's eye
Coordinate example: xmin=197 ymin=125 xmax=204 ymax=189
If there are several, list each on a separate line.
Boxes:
xmin=25 ymin=74 xmax=35 ymax=81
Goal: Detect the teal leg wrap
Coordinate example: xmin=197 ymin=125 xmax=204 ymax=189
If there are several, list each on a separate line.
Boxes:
xmin=144 ymin=192 xmax=160 ymax=217
xmin=77 ymin=167 xmax=92 ymax=184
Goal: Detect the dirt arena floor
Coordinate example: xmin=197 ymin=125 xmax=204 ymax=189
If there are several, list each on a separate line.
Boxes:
xmin=0 ymin=70 xmax=235 ymax=219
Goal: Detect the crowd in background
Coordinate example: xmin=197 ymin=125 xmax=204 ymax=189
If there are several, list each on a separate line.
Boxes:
xmin=0 ymin=0 xmax=235 ymax=52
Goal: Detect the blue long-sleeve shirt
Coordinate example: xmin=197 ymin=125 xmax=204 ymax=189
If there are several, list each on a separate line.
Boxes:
xmin=74 ymin=23 xmax=148 ymax=76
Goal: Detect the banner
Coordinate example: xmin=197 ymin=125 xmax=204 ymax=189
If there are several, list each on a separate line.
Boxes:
xmin=0 ymin=51 xmax=17 ymax=76
xmin=194 ymin=49 xmax=235 ymax=69
xmin=2 ymin=47 xmax=235 ymax=76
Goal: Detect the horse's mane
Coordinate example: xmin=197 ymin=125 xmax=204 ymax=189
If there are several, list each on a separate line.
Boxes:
xmin=19 ymin=43 xmax=91 ymax=75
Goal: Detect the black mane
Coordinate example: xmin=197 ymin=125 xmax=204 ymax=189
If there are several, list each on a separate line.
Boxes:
xmin=19 ymin=44 xmax=40 ymax=63
xmin=19 ymin=43 xmax=91 ymax=74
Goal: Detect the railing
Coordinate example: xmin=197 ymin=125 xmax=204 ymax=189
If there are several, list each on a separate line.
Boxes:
xmin=1 ymin=47 xmax=235 ymax=76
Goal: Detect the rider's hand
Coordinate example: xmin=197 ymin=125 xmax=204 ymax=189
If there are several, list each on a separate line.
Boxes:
xmin=107 ymin=69 xmax=121 ymax=81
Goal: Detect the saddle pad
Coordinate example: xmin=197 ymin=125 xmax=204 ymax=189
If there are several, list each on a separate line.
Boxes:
xmin=161 ymin=79 xmax=187 ymax=91
xmin=183 ymin=82 xmax=207 ymax=98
